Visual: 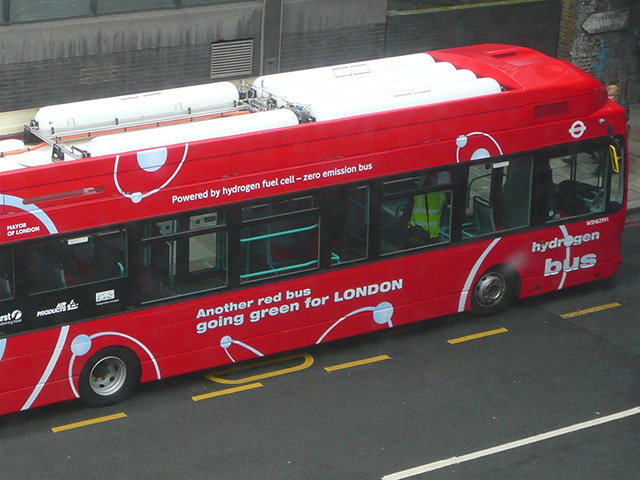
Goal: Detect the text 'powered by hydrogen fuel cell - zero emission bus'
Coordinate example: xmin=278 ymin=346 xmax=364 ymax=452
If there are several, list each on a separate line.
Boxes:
xmin=0 ymin=44 xmax=627 ymax=415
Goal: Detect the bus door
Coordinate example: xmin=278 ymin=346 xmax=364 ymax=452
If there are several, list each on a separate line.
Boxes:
xmin=462 ymin=155 xmax=533 ymax=237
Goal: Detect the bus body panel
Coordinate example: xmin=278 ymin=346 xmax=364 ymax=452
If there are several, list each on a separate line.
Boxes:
xmin=0 ymin=44 xmax=627 ymax=415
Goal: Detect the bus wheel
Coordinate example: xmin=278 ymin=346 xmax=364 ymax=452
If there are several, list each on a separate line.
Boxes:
xmin=471 ymin=265 xmax=518 ymax=316
xmin=79 ymin=346 xmax=141 ymax=407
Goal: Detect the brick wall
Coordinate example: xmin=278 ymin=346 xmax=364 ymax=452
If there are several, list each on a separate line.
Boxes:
xmin=385 ymin=0 xmax=561 ymax=57
xmin=0 ymin=0 xmax=388 ymax=112
xmin=279 ymin=0 xmax=387 ymax=71
xmin=557 ymin=0 xmax=578 ymax=61
xmin=280 ymin=24 xmax=386 ymax=72
xmin=0 ymin=45 xmax=213 ymax=112
xmin=558 ymin=0 xmax=639 ymax=105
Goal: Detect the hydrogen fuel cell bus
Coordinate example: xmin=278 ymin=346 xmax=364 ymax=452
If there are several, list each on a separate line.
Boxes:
xmin=0 ymin=44 xmax=627 ymax=415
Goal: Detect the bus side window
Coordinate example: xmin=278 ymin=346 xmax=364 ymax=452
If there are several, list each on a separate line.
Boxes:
xmin=28 ymin=248 xmax=66 ymax=293
xmin=379 ymin=171 xmax=452 ymax=254
xmin=91 ymin=231 xmax=127 ymax=281
xmin=464 ymin=156 xmax=532 ymax=237
xmin=0 ymin=270 xmax=11 ymax=300
xmin=28 ymin=230 xmax=127 ymax=295
xmin=0 ymin=246 xmax=18 ymax=335
xmin=240 ymin=196 xmax=320 ymax=283
xmin=530 ymin=158 xmax=558 ymax=224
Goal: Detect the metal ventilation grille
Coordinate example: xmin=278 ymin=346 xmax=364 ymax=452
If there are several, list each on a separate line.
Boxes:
xmin=210 ymin=39 xmax=254 ymax=79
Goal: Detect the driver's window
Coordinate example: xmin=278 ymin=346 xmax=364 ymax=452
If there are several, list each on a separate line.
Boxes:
xmin=545 ymin=143 xmax=610 ymax=221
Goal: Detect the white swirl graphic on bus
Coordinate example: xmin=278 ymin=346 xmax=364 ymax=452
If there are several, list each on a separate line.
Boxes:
xmin=0 ymin=194 xmax=58 ymax=234
xmin=67 ymin=331 xmax=161 ymax=398
xmin=113 ymin=145 xmax=189 ymax=204
xmin=458 ymin=238 xmax=502 ymax=312
xmin=455 ymin=132 xmax=503 ymax=163
xmin=316 ymin=302 xmax=394 ymax=344
xmin=549 ymin=225 xmax=597 ymax=289
xmin=218 ymin=302 xmax=395 ymax=363
xmin=220 ymin=335 xmax=264 ymax=363
xmin=22 ymin=326 xmax=69 ymax=411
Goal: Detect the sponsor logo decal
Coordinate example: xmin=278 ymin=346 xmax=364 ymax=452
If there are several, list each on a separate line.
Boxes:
xmin=37 ymin=300 xmax=79 ymax=317
xmin=96 ymin=289 xmax=119 ymax=306
xmin=0 ymin=309 xmax=22 ymax=327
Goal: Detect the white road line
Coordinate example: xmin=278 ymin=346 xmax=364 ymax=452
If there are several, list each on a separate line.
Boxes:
xmin=382 ymin=406 xmax=640 ymax=480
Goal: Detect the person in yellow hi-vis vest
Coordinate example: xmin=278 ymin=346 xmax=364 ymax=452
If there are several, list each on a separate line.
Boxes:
xmin=408 ymin=190 xmax=446 ymax=239
xmin=401 ymin=172 xmax=449 ymax=248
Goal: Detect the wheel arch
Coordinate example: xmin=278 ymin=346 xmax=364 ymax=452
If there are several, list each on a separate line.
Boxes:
xmin=77 ymin=344 xmax=142 ymax=407
xmin=470 ymin=262 xmax=521 ymax=316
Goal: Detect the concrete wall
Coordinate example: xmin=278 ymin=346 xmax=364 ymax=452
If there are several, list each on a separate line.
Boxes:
xmin=0 ymin=4 xmax=264 ymax=111
xmin=0 ymin=4 xmax=263 ymax=64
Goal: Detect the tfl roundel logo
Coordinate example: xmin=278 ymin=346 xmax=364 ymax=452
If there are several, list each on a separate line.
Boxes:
xmin=569 ymin=121 xmax=586 ymax=139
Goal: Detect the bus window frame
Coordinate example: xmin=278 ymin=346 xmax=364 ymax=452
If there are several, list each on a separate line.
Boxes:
xmin=139 ymin=207 xmax=229 ymax=304
xmin=238 ymin=193 xmax=321 ymax=284
xmin=535 ymin=136 xmax=623 ymax=224
xmin=16 ymin=227 xmax=130 ymax=333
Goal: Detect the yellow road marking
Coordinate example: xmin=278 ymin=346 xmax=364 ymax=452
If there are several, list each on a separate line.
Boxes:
xmin=192 ymin=382 xmax=263 ymax=402
xmin=51 ymin=412 xmax=127 ymax=433
xmin=448 ymin=327 xmax=508 ymax=345
xmin=325 ymin=354 xmax=390 ymax=373
xmin=205 ymin=353 xmax=313 ymax=385
xmin=560 ymin=302 xmax=621 ymax=319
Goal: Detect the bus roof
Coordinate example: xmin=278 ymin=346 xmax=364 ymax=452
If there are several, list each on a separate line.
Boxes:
xmin=1 ymin=44 xmax=606 ymax=171
xmin=431 ymin=44 xmax=605 ymax=104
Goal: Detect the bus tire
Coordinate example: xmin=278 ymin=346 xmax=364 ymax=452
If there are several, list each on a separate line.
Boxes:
xmin=470 ymin=265 xmax=519 ymax=316
xmin=79 ymin=346 xmax=141 ymax=407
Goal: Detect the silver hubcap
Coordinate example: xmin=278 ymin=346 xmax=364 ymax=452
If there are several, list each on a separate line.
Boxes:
xmin=474 ymin=272 xmax=506 ymax=307
xmin=89 ymin=356 xmax=127 ymax=396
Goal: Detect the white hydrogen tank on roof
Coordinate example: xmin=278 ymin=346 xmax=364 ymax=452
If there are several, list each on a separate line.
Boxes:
xmin=252 ymin=53 xmax=435 ymax=98
xmin=270 ymin=62 xmax=461 ymax=108
xmin=278 ymin=69 xmax=478 ymax=109
xmin=309 ymin=78 xmax=502 ymax=122
xmin=34 ymin=82 xmax=240 ymax=135
xmin=87 ymin=108 xmax=299 ymax=157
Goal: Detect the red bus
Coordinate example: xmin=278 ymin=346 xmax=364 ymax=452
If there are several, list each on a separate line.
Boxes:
xmin=0 ymin=44 xmax=627 ymax=415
